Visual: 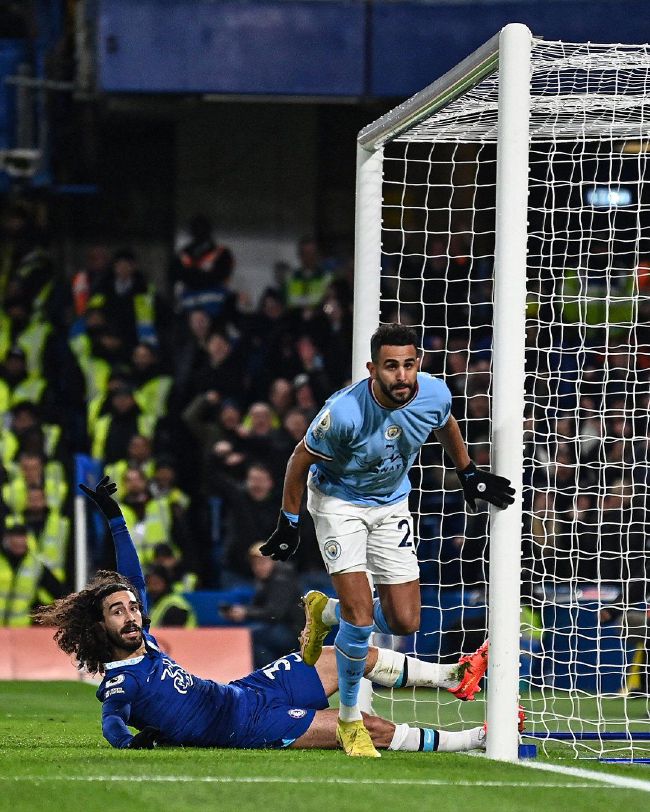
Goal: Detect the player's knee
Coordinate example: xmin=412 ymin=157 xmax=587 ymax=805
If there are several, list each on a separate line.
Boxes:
xmin=385 ymin=612 xmax=420 ymax=636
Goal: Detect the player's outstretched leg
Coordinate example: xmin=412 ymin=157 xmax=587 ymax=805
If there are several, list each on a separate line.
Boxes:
xmin=364 ymin=645 xmax=486 ymax=696
xmin=448 ymin=640 xmax=488 ymax=701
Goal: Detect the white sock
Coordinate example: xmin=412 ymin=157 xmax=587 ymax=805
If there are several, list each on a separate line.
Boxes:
xmin=322 ymin=598 xmax=338 ymax=627
xmin=388 ymin=723 xmax=421 ymax=751
xmin=338 ymin=703 xmax=363 ymax=722
xmin=366 ymin=648 xmax=460 ymax=689
xmin=437 ymin=726 xmax=485 ymax=752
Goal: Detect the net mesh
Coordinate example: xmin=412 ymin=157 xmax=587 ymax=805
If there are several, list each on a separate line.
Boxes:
xmin=373 ymin=37 xmax=650 ymax=759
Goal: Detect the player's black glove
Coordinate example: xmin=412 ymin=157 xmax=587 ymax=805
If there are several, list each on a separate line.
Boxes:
xmin=128 ymin=726 xmax=163 ymax=750
xmin=79 ymin=475 xmax=122 ymax=520
xmin=259 ymin=511 xmax=300 ymax=561
xmin=456 ymin=461 xmax=515 ymax=513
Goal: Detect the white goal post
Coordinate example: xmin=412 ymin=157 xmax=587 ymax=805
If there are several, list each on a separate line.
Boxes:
xmin=353 ymin=22 xmax=650 ymax=763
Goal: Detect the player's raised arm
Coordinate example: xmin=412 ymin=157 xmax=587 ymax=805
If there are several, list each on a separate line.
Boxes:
xmin=260 ymin=439 xmax=321 ymax=562
xmin=433 ymin=416 xmax=515 ymax=513
xmin=79 ymin=475 xmax=148 ymax=611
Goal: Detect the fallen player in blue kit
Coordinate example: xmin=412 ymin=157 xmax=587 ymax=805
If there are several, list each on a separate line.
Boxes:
xmin=35 ymin=476 xmax=489 ymax=756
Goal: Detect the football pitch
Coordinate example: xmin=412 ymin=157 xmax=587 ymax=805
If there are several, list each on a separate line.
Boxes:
xmin=2 ymin=682 xmax=650 ymax=812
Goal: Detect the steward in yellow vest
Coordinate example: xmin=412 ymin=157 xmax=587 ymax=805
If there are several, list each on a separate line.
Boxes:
xmin=146 ymin=565 xmax=197 ymax=628
xmin=2 ymin=452 xmax=68 ymax=514
xmin=131 ymin=342 xmax=173 ymax=420
xmin=87 ymin=249 xmax=159 ymax=350
xmin=22 ymin=488 xmax=71 ymax=581
xmin=0 ymin=521 xmax=65 ymax=627
xmin=91 ymin=385 xmax=157 ymax=463
xmin=118 ymin=468 xmax=181 ymax=568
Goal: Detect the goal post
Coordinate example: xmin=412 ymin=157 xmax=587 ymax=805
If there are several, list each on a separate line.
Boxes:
xmin=353 ymin=23 xmax=650 ymax=763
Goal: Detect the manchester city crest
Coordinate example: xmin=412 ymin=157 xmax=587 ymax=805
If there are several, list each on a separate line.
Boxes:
xmin=385 ymin=425 xmax=402 ymax=440
xmin=323 ymin=539 xmax=342 ymax=561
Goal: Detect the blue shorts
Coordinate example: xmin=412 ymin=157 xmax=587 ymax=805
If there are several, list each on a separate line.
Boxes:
xmin=229 ymin=652 xmax=329 ymax=749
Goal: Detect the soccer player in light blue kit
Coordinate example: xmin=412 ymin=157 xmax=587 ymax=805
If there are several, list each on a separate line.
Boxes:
xmin=261 ymin=323 xmax=515 ymax=757
xmin=35 ymin=475 xmax=492 ymax=755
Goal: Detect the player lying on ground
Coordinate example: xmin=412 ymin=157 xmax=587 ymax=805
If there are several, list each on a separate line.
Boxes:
xmin=34 ymin=476 xmax=489 ymax=754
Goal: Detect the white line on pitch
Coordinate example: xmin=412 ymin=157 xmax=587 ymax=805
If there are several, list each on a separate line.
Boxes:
xmin=519 ymin=760 xmax=650 ymax=794
xmin=0 ymin=775 xmax=636 ymax=789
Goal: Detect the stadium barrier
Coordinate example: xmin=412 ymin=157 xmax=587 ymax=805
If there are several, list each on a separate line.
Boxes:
xmin=0 ymin=627 xmax=253 ymax=682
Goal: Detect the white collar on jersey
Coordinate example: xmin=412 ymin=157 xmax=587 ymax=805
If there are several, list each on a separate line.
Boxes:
xmin=104 ymin=654 xmax=144 ymax=670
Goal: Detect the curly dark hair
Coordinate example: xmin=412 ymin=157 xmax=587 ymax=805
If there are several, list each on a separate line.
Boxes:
xmin=33 ymin=570 xmax=150 ymax=675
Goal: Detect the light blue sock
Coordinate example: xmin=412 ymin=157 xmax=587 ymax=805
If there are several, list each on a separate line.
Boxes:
xmin=335 ymin=618 xmax=374 ymax=712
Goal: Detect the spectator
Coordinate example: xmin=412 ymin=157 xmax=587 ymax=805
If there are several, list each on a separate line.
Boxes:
xmin=0 ymin=520 xmax=65 ymax=626
xmin=151 ymin=542 xmax=197 ymax=592
xmin=91 ymin=385 xmax=157 ymax=464
xmin=267 ymin=378 xmax=294 ymax=421
xmin=88 ymin=249 xmax=163 ymax=353
xmin=104 ymin=434 xmax=156 ymax=499
xmin=2 ymin=451 xmax=67 ymax=514
xmin=112 ymin=467 xmax=191 ymax=569
xmin=220 ymin=541 xmax=304 ymax=667
xmin=131 ymin=342 xmax=173 ymax=420
xmin=69 ymin=244 xmax=111 ymax=318
xmin=208 ymin=462 xmax=280 ymax=582
xmin=21 ymin=485 xmax=71 ymax=583
xmin=171 ymin=214 xmax=236 ymax=323
xmin=145 ymin=565 xmax=197 ymax=628
xmin=187 ymin=331 xmax=246 ymax=405
xmin=284 ymin=236 xmax=333 ymax=314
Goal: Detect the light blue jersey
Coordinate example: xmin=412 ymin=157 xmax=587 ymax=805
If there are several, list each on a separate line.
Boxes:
xmin=304 ymin=372 xmax=452 ymax=506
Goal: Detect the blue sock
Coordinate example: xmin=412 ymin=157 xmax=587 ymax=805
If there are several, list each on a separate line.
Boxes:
xmin=334 ymin=618 xmax=374 ymax=709
xmin=372 ymin=598 xmax=393 ymax=635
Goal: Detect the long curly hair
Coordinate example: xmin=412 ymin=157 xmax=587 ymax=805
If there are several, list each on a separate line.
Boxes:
xmin=33 ymin=570 xmax=150 ymax=675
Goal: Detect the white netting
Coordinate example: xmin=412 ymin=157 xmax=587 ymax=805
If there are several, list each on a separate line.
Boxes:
xmin=371 ymin=37 xmax=650 ymax=759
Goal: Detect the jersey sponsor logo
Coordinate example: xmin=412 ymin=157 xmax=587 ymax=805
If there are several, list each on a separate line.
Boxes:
xmin=104 ymin=687 xmax=125 ymax=699
xmin=385 ymin=425 xmax=402 ymax=440
xmin=105 ymin=674 xmax=125 ymax=689
xmin=161 ymin=657 xmax=194 ymax=695
xmin=287 ymin=708 xmax=307 ymax=719
xmin=323 ymin=539 xmax=341 ymax=562
xmin=312 ymin=409 xmax=331 ymax=441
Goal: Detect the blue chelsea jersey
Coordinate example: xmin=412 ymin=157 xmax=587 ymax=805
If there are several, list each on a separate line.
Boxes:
xmin=97 ymin=629 xmax=261 ymax=749
xmin=304 ymin=372 xmax=452 ymax=506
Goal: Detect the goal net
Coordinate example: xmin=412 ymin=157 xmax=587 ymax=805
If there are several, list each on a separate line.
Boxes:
xmin=355 ymin=26 xmax=650 ymax=761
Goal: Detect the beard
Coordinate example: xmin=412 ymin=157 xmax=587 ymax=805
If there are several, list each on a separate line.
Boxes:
xmin=375 ymin=377 xmax=416 ymax=405
xmin=106 ymin=623 xmax=143 ymax=653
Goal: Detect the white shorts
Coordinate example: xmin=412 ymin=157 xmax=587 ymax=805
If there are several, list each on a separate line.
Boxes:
xmin=307 ymin=482 xmax=420 ymax=585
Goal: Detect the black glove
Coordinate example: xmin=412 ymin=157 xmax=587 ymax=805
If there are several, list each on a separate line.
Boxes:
xmin=259 ymin=511 xmax=300 ymax=561
xmin=79 ymin=475 xmax=122 ymax=520
xmin=128 ymin=726 xmax=162 ymax=750
xmin=457 ymin=461 xmax=515 ymax=513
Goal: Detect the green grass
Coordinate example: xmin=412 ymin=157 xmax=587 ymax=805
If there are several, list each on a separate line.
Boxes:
xmin=1 ymin=682 xmax=650 ymax=812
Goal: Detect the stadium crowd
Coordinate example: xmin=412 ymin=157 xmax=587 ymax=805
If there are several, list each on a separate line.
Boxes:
xmin=1 ymin=202 xmax=649 ymax=682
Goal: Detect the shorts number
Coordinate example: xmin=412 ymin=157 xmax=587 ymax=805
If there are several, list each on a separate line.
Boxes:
xmin=262 ymin=652 xmax=302 ymax=680
xmin=397 ymin=519 xmax=412 ymax=547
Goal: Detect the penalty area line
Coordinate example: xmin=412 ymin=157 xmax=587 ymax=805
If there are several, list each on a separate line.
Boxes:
xmin=0 ymin=775 xmax=636 ymax=789
xmin=519 ymin=760 xmax=650 ymax=794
